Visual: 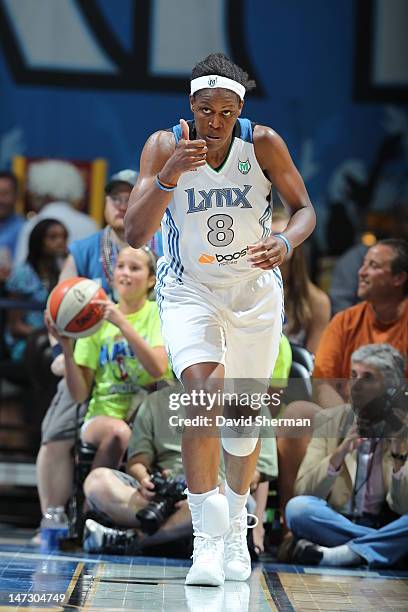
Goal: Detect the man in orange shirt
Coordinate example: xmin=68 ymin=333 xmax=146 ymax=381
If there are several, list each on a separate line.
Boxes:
xmin=314 ymin=239 xmax=408 ymax=408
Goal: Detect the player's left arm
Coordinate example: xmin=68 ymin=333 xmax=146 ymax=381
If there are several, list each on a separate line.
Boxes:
xmin=250 ymin=126 xmax=316 ymax=269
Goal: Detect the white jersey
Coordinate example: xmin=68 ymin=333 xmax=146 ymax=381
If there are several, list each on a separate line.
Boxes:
xmin=159 ymin=118 xmax=272 ymax=287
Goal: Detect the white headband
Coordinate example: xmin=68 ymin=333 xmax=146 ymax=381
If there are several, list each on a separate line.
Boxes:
xmin=190 ymin=75 xmax=245 ymax=100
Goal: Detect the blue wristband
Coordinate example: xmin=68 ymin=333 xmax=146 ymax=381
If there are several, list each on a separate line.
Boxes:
xmin=156 ymin=175 xmax=177 ymax=192
xmin=52 ymin=343 xmax=63 ymax=359
xmin=275 ymin=233 xmax=292 ymax=255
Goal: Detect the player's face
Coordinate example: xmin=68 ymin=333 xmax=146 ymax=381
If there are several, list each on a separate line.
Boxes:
xmin=43 ymin=223 xmax=68 ymax=257
xmin=190 ymin=89 xmax=243 ymax=152
xmin=104 ymin=184 xmax=132 ymax=233
xmin=357 ymin=244 xmax=399 ymax=301
xmin=114 ymin=248 xmax=155 ymax=299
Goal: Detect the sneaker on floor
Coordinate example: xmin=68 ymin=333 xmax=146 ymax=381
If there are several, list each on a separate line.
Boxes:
xmin=83 ymin=519 xmax=140 ymax=555
xmin=185 ymin=534 xmax=225 ymax=586
xmin=224 ymin=508 xmax=257 ymax=581
xmin=292 ymin=538 xmax=323 ymax=565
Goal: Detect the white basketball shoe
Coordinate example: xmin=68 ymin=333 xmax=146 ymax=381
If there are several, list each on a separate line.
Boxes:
xmin=185 ymin=493 xmax=230 ymax=587
xmin=224 ymin=507 xmax=257 ymax=581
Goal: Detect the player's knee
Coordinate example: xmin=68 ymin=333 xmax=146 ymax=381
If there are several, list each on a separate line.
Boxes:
xmin=221 ymin=435 xmax=258 ymax=457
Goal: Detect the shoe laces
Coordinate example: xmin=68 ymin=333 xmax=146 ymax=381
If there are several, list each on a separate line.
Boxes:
xmin=225 ymin=512 xmax=258 ymax=559
xmin=102 ymin=526 xmax=129 ymax=550
xmin=191 ymin=533 xmax=223 ymax=561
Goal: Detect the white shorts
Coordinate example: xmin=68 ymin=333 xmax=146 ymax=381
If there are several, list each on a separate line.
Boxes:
xmin=156 ymin=267 xmax=284 ymax=381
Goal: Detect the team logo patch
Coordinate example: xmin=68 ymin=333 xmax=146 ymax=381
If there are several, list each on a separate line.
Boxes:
xmin=208 ymin=77 xmax=217 ymax=87
xmin=238 ymin=159 xmax=251 ymax=174
xmin=199 ymin=253 xmax=215 ymax=264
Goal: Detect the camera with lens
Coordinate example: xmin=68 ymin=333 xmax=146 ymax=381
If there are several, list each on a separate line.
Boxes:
xmin=136 ymin=471 xmax=187 ymax=535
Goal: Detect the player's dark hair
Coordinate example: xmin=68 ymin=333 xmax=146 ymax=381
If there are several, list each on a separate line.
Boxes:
xmin=27 ymin=218 xmax=67 ymax=291
xmin=378 ymin=238 xmax=408 ymax=294
xmin=191 ymin=53 xmax=256 ymax=93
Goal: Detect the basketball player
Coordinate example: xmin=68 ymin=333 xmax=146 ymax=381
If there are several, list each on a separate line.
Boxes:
xmin=125 ymin=53 xmax=316 ymax=586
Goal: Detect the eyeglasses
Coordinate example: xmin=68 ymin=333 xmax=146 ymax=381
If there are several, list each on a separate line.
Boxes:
xmin=108 ymin=194 xmax=129 ymax=207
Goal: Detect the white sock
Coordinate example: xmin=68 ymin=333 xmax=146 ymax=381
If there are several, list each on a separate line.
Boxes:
xmin=319 ymin=544 xmax=362 ymax=566
xmin=225 ymin=482 xmax=249 ymax=518
xmin=187 ymin=487 xmax=219 ymax=534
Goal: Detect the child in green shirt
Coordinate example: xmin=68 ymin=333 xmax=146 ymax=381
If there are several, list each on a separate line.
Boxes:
xmin=47 ymin=246 xmax=172 ymax=471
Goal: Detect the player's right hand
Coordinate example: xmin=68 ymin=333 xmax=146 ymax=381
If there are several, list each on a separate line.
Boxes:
xmin=159 ymin=118 xmax=207 ymax=184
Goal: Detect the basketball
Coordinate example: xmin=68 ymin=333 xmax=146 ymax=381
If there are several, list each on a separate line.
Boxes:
xmin=46 ymin=277 xmax=107 ymax=338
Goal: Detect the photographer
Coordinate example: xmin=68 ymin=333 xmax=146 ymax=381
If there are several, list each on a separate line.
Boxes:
xmin=82 ymin=384 xmax=192 ymax=554
xmin=285 ymin=343 xmax=408 ymax=568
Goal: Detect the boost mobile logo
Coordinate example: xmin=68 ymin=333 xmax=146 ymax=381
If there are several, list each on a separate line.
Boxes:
xmin=199 ymin=254 xmax=215 ymax=264
xmin=199 ymin=248 xmax=248 ymax=265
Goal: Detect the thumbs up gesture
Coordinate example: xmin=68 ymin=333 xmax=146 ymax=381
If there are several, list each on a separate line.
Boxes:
xmin=158 ymin=119 xmax=207 ymax=186
xmin=180 ymin=118 xmax=190 ymax=142
xmin=177 ymin=118 xmax=207 ymax=171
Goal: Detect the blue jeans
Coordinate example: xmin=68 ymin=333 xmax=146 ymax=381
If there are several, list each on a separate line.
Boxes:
xmin=286 ymin=495 xmax=408 ymax=568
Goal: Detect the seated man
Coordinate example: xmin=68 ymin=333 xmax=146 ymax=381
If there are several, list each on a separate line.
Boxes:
xmin=83 ymin=383 xmax=196 ymax=553
xmin=314 ymin=239 xmax=408 ymax=408
xmin=83 ymin=380 xmax=281 ymax=554
xmin=286 ymin=343 xmax=408 ymax=568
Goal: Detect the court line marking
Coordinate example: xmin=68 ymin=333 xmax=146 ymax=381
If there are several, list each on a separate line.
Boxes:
xmin=62 ymin=561 xmax=84 ymax=605
xmin=264 ymin=570 xmax=295 ymax=611
xmin=260 ymin=571 xmax=278 ymax=610
xmin=82 ymin=562 xmax=105 ymax=611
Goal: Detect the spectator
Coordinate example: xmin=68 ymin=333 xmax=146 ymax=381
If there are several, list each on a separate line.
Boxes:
xmin=46 ymin=245 xmax=173 ymax=472
xmin=272 ymin=209 xmax=330 ymax=353
xmin=15 ymin=160 xmax=98 ymax=264
xmin=0 ymin=171 xmax=25 ymax=271
xmin=330 ymin=203 xmax=408 ymax=315
xmin=5 ymin=218 xmax=67 ymax=361
xmin=59 ymin=169 xmax=138 ymax=294
xmin=286 ymin=344 xmax=408 ymax=568
xmin=314 ymin=239 xmax=408 ymax=408
xmin=82 ymin=384 xmax=191 ymax=554
xmin=59 ymin=169 xmax=162 ymax=290
xmin=36 ymin=170 xmax=139 ymax=518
